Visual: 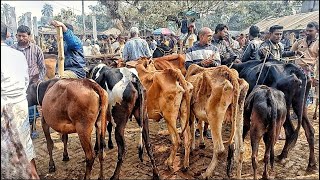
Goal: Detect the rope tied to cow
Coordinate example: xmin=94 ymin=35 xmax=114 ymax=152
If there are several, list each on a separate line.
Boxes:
xmin=36 ymin=81 xmax=42 ymax=105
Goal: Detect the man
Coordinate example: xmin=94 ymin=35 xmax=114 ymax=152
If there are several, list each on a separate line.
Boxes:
xmin=291 ymin=22 xmax=319 ymax=105
xmin=281 ymin=32 xmax=291 ymax=51
xmin=242 ymin=25 xmax=263 ymax=62
xmin=12 ymin=25 xmax=46 ymax=139
xmin=236 ymin=33 xmax=246 ymax=49
xmin=51 ymin=20 xmax=86 ymax=78
xmin=12 ymin=25 xmax=46 ymax=84
xmin=4 ymin=32 xmax=14 ymax=46
xmin=153 ymin=35 xmax=173 ymax=58
xmin=185 ymin=27 xmax=220 ymax=69
xmin=298 ymin=29 xmax=307 ymax=40
xmin=122 ymin=27 xmax=152 ymax=62
xmin=212 ymin=24 xmax=239 ymax=65
xmin=1 ymin=22 xmax=39 ymax=179
xmin=258 ymin=25 xmax=302 ymax=61
xmin=185 ymin=27 xmax=221 ymax=139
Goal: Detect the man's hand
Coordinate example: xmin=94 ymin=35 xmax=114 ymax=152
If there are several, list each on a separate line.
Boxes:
xmin=51 ymin=20 xmax=67 ymax=32
xmin=234 ymin=59 xmax=242 ymax=63
xmin=296 ymin=50 xmax=304 ymax=57
xmin=201 ymin=59 xmax=214 ymax=67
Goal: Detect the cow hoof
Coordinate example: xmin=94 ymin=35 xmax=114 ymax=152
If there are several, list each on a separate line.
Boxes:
xmin=199 ymin=143 xmax=206 ymax=149
xmin=181 ymin=166 xmax=189 ymax=172
xmin=275 ymin=154 xmax=286 ymax=163
xmin=62 ymin=155 xmax=70 ymax=161
xmin=49 ymin=165 xmax=56 ymax=173
xmin=313 ymin=116 xmax=317 ymax=120
xmin=110 ymin=175 xmax=119 ymax=180
xmin=306 ymin=164 xmax=318 ymax=172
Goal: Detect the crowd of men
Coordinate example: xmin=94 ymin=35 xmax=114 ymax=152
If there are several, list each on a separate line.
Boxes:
xmin=1 ymin=17 xmax=319 ymax=178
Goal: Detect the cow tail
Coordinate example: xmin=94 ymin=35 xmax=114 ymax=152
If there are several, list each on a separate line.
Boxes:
xmin=174 ymin=69 xmax=191 ymax=135
xmin=225 ymin=73 xmax=240 ymax=146
xmin=90 ymin=80 xmax=108 ymax=153
xmin=133 ymin=74 xmax=145 ymax=162
xmin=266 ymin=88 xmax=277 ymax=138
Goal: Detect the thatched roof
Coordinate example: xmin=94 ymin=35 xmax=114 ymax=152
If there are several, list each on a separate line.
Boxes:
xmin=241 ymin=11 xmax=319 ymax=34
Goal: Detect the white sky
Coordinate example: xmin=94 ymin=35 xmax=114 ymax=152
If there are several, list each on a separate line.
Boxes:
xmin=2 ymin=1 xmax=98 ymax=19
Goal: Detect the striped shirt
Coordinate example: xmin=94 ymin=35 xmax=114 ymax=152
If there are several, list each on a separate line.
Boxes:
xmin=12 ymin=42 xmax=46 ymax=83
xmin=185 ymin=42 xmax=221 ymax=69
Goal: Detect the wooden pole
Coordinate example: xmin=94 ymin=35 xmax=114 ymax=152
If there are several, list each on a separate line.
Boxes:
xmin=56 ymin=27 xmax=64 ymax=77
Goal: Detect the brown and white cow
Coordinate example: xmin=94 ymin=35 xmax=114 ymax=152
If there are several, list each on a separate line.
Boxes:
xmin=136 ymin=59 xmax=193 ymax=171
xmin=27 ymin=78 xmax=108 ymax=180
xmin=185 ymin=64 xmax=249 ymax=179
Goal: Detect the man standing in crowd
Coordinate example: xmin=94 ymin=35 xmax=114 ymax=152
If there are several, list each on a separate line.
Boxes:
xmin=258 ymin=25 xmax=302 ymax=61
xmin=51 ymin=20 xmax=86 ymax=78
xmin=212 ymin=24 xmax=240 ymax=65
xmin=122 ymin=27 xmax=152 ymax=62
xmin=242 ymin=25 xmax=263 ymax=62
xmin=185 ymin=27 xmax=221 ymax=139
xmin=236 ymin=33 xmax=246 ymax=49
xmin=291 ymin=22 xmax=319 ymax=105
xmin=12 ymin=25 xmax=46 ymax=139
xmin=12 ymin=25 xmax=46 ymax=84
xmin=281 ymin=32 xmax=291 ymax=51
xmin=1 ymin=22 xmax=39 ymax=179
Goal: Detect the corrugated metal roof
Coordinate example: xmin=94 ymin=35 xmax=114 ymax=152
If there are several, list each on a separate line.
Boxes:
xmin=241 ymin=11 xmax=319 ymax=34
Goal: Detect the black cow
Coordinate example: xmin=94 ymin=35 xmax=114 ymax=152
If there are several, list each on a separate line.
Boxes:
xmin=243 ymin=85 xmax=287 ymax=180
xmin=231 ymin=60 xmax=317 ymax=172
xmin=88 ymin=64 xmax=160 ymax=180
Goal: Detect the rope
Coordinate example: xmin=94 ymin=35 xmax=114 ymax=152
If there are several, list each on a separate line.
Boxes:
xmin=36 ymin=81 xmax=42 ymax=105
xmin=255 ymin=50 xmax=270 ymax=86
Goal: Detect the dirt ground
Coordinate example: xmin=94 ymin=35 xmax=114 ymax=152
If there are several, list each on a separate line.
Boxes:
xmin=33 ymin=107 xmax=319 ymax=180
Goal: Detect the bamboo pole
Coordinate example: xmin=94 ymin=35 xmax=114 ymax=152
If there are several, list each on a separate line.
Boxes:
xmin=56 ymin=27 xmax=65 ymax=77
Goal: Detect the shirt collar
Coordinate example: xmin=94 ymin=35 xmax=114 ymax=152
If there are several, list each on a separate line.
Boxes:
xmin=1 ymin=42 xmax=8 ymax=46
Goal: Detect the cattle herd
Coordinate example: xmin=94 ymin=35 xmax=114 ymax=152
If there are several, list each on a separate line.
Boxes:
xmin=25 ymin=54 xmax=317 ymax=179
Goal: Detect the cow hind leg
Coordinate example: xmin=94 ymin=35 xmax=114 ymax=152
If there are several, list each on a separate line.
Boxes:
xmin=165 ymin=120 xmax=179 ymax=171
xmin=262 ymin=131 xmax=275 ymax=180
xmin=107 ymin=122 xmax=114 ymax=149
xmin=62 ymin=134 xmax=69 ymax=161
xmin=142 ymin=118 xmax=160 ymax=180
xmin=77 ymin=132 xmax=95 ymax=180
xmin=111 ymin=123 xmax=126 ymax=180
xmin=41 ymin=117 xmax=56 ymax=173
xmin=250 ymin=117 xmax=265 ymax=180
xmin=277 ymin=108 xmax=295 ymax=161
xmin=301 ymin=108 xmax=317 ymax=172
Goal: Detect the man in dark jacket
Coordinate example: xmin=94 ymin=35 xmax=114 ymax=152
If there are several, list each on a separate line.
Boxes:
xmin=51 ymin=20 xmax=86 ymax=78
xmin=258 ymin=25 xmax=302 ymax=61
xmin=242 ymin=25 xmax=263 ymax=62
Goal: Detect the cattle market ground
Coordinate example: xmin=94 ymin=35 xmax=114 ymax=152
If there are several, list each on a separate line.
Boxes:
xmin=33 ymin=107 xmax=319 ymax=180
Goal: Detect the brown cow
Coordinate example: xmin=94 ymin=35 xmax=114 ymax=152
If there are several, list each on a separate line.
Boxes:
xmin=186 ymin=64 xmax=249 ymax=179
xmin=43 ymin=54 xmax=57 ymax=80
xmin=153 ymin=54 xmax=187 ymax=76
xmin=136 ymin=59 xmax=193 ymax=171
xmin=243 ymin=85 xmax=287 ymax=180
xmin=26 ymin=78 xmax=108 ymax=180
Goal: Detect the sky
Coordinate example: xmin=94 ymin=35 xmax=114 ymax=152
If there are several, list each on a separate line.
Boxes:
xmin=2 ymin=1 xmax=98 ymax=19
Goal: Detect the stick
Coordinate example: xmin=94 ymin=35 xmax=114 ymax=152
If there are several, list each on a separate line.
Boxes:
xmin=56 ymin=27 xmax=65 ymax=77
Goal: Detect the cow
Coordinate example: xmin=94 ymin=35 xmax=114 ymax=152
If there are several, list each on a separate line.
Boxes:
xmin=185 ymin=64 xmax=249 ymax=179
xmin=26 ymin=78 xmax=108 ymax=180
xmin=243 ymin=85 xmax=287 ymax=180
xmin=230 ymin=60 xmax=317 ymax=172
xmin=136 ymin=58 xmax=193 ymax=172
xmin=152 ymin=54 xmax=187 ymax=76
xmin=88 ymin=64 xmax=160 ymax=180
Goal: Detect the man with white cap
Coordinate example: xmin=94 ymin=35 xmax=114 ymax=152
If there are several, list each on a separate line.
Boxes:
xmin=123 ymin=27 xmax=152 ymax=63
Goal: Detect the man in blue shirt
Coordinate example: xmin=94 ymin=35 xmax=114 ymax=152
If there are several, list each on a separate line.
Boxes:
xmin=51 ymin=20 xmax=86 ymax=78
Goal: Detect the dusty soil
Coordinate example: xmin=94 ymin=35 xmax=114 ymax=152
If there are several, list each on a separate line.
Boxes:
xmin=33 ymin=107 xmax=319 ymax=180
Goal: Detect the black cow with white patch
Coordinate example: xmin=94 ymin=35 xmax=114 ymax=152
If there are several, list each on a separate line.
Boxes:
xmin=88 ymin=64 xmax=160 ymax=180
